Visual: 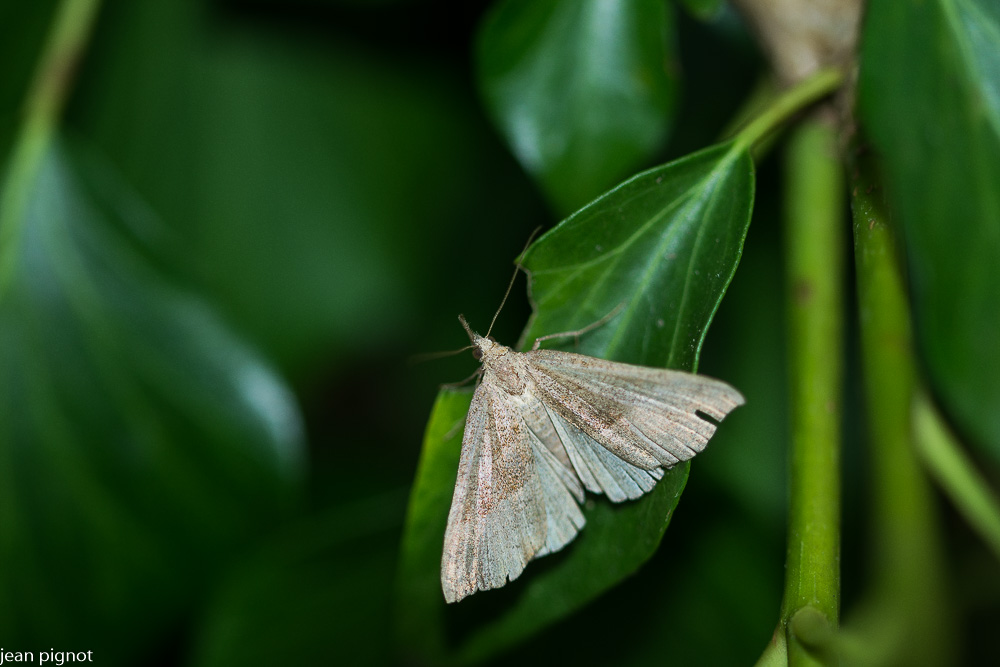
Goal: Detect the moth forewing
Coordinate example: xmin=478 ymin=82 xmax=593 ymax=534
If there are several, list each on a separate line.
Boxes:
xmin=527 ymin=350 xmax=745 ymax=467
xmin=440 ymin=323 xmax=744 ymax=603
xmin=441 ymin=381 xmax=554 ymax=603
xmin=440 ymin=383 xmax=489 ymax=603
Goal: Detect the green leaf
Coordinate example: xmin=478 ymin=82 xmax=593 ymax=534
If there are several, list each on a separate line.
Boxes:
xmin=477 ymin=0 xmax=679 ymax=215
xmin=521 ymin=142 xmax=754 ymax=370
xmin=0 ymin=140 xmax=304 ymax=662
xmin=858 ymin=0 xmax=1000 ymax=455
xmin=0 ymin=0 xmax=59 ymax=161
xmin=396 ymin=141 xmax=754 ymax=663
xmin=395 ymin=390 xmax=472 ymax=664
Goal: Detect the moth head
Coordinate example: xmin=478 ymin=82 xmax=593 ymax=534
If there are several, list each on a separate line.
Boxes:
xmin=472 ymin=336 xmax=502 ymax=360
xmin=458 ymin=314 xmax=498 ymax=362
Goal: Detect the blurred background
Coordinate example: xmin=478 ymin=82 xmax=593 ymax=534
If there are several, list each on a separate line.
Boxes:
xmin=2 ymin=0 xmax=998 ymax=665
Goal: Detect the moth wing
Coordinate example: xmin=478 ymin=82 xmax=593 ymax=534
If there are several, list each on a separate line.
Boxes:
xmin=518 ymin=390 xmax=587 ymax=556
xmin=525 ymin=350 xmax=744 ymax=499
xmin=520 ymin=380 xmax=664 ymax=503
xmin=542 ymin=403 xmax=665 ymax=503
xmin=441 ymin=381 xmax=584 ymax=603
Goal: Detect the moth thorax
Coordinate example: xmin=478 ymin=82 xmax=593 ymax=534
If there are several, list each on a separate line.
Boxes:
xmin=484 ymin=356 xmax=526 ymax=395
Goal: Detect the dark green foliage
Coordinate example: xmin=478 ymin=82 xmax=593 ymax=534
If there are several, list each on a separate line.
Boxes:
xmin=396 ymin=141 xmax=753 ymax=663
xmin=859 ymin=0 xmax=1000 ymax=456
xmin=476 ymin=0 xmax=679 ymax=215
xmin=0 ymin=141 xmax=302 ymax=663
xmin=2 ymin=0 xmax=999 ymax=665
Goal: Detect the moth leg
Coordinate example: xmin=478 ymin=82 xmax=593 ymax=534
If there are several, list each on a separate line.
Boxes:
xmin=441 ymin=368 xmax=482 ymax=390
xmin=437 ymin=419 xmax=460 ymax=442
xmin=531 ymin=301 xmax=627 ymax=350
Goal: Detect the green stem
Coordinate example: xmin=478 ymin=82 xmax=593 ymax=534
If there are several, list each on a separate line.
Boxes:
xmin=913 ymin=390 xmax=1000 ymax=561
xmin=733 ymin=69 xmax=843 ymax=153
xmin=846 ymin=144 xmax=952 ymax=666
xmin=780 ymin=117 xmax=844 ymax=667
xmin=0 ymin=0 xmax=102 ymax=293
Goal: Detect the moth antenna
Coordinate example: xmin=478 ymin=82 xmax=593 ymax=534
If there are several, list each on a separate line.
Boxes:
xmin=458 ymin=314 xmax=475 ymax=340
xmin=485 ymin=226 xmax=542 ymax=338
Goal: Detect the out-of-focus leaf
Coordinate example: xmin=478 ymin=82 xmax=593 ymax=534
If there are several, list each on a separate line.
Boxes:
xmin=676 ymin=0 xmax=726 ymax=22
xmin=0 ymin=1 xmax=59 ymax=160
xmin=696 ymin=201 xmax=787 ymax=529
xmin=477 ymin=0 xmax=679 ymax=215
xmin=396 ymin=141 xmax=754 ymax=663
xmin=187 ymin=492 xmax=405 ymax=667
xmin=73 ymin=0 xmax=523 ymax=376
xmin=858 ymin=0 xmax=1000 ymax=455
xmin=0 ymin=140 xmax=304 ymax=663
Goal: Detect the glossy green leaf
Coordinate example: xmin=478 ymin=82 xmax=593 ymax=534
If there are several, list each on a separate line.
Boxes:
xmin=858 ymin=0 xmax=1000 ymax=455
xmin=0 ymin=140 xmax=304 ymax=662
xmin=521 ymin=142 xmax=754 ymax=370
xmin=396 ymin=141 xmax=753 ymax=663
xmin=477 ymin=0 xmax=679 ymax=215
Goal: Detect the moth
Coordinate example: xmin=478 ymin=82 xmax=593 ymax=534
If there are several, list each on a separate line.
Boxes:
xmin=441 ymin=310 xmax=745 ymax=603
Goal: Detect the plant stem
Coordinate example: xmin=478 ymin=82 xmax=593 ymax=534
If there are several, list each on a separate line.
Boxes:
xmin=913 ymin=390 xmax=1000 ymax=562
xmin=846 ymin=144 xmax=952 ymax=666
xmin=0 ymin=0 xmax=102 ymax=293
xmin=733 ymin=69 xmax=843 ymax=153
xmin=780 ymin=116 xmax=843 ymax=667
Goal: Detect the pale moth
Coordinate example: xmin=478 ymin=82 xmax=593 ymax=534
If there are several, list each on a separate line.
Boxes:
xmin=441 ymin=271 xmax=745 ymax=603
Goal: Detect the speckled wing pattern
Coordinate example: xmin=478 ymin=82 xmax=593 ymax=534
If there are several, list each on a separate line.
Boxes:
xmin=441 ymin=381 xmax=586 ymax=603
xmin=441 ymin=349 xmax=744 ymax=603
xmin=527 ymin=350 xmax=745 ymax=493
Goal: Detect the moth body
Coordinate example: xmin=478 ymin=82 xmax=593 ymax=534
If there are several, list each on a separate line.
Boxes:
xmin=473 ymin=335 xmax=529 ymax=396
xmin=442 ymin=314 xmax=745 ymax=603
